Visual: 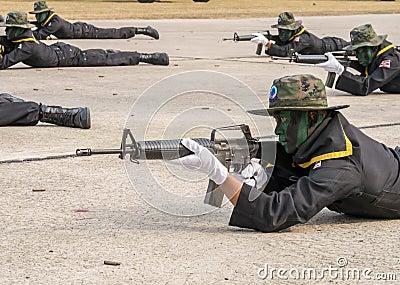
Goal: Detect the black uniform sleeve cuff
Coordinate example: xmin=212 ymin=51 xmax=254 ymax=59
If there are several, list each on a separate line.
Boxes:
xmin=229 ymin=183 xmax=262 ymax=230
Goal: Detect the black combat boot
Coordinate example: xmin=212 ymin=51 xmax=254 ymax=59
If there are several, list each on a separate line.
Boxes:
xmin=139 ymin=52 xmax=169 ymax=66
xmin=0 ymin=93 xmax=25 ymax=103
xmin=39 ymin=105 xmax=91 ymax=129
xmin=135 ymin=26 xmax=159 ymax=40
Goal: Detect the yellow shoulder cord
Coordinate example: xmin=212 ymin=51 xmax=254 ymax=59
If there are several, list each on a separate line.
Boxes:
xmin=41 ymin=12 xmax=57 ymax=27
xmin=288 ymin=27 xmax=306 ymax=42
xmin=297 ymin=130 xmax=353 ymax=168
xmin=12 ymin=36 xmax=40 ymax=45
xmin=365 ymin=44 xmax=396 ymax=77
xmin=377 ymin=44 xmax=396 ymax=57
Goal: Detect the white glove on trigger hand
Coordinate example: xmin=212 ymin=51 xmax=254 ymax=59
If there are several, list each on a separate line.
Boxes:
xmin=240 ymin=161 xmax=268 ymax=190
xmin=316 ymin=52 xmax=344 ymax=75
xmin=170 ymin=138 xmax=228 ymax=185
xmin=250 ymin=33 xmax=268 ymax=46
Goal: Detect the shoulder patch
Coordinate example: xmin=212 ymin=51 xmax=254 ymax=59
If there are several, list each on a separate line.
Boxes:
xmin=379 ymin=59 xmax=391 ymax=69
xmin=293 ymin=36 xmax=300 ymax=43
xmin=313 ymin=161 xmax=322 ymax=169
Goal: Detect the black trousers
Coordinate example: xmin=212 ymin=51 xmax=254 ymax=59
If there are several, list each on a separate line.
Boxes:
xmin=74 ymin=22 xmax=136 ymax=39
xmin=53 ymin=43 xmax=140 ymax=67
xmin=0 ymin=102 xmax=40 ymax=126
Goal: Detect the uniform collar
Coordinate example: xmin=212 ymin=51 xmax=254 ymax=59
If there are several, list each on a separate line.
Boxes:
xmin=42 ymin=12 xmax=57 ymax=27
xmin=10 ymin=30 xmax=39 ymax=44
xmin=293 ymin=112 xmax=353 ymax=168
xmin=288 ymin=27 xmax=306 ymax=41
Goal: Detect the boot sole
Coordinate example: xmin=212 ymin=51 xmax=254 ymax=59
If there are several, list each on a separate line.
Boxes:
xmin=79 ymin=107 xmax=91 ymax=129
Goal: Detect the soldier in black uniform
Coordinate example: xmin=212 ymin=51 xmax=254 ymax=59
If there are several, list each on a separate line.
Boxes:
xmin=173 ymin=74 xmax=400 ymax=232
xmin=317 ymin=24 xmax=400 ymax=96
xmin=251 ymin=12 xmax=349 ymax=57
xmin=30 ymin=1 xmax=159 ymax=40
xmin=0 ymin=12 xmax=169 ymax=70
xmin=0 ymin=93 xmax=90 ymax=129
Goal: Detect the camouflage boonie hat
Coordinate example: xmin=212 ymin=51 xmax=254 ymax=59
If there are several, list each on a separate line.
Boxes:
xmin=271 ymin=12 xmax=302 ymax=30
xmin=343 ymin=24 xmax=387 ymax=50
xmin=29 ymin=1 xmax=54 ymax=14
xmin=247 ymin=74 xmax=349 ymax=116
xmin=0 ymin=11 xmax=35 ymax=29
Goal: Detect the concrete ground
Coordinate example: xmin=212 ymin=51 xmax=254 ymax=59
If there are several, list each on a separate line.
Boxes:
xmin=1 ymin=15 xmax=400 ymax=284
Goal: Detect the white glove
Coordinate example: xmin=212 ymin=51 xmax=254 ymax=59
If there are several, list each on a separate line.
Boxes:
xmin=171 ymin=138 xmax=228 ymax=185
xmin=316 ymin=52 xmax=344 ymax=75
xmin=250 ymin=33 xmax=268 ymax=46
xmin=240 ymin=161 xmax=268 ymax=190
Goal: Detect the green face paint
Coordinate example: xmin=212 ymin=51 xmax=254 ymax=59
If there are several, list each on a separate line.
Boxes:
xmin=278 ymin=28 xmax=294 ymax=42
xmin=274 ymin=110 xmax=327 ymax=154
xmin=274 ymin=110 xmax=307 ymax=154
xmin=5 ymin=27 xmax=26 ymax=40
xmin=273 ymin=110 xmax=291 ymax=153
xmin=36 ymin=12 xmax=49 ymax=24
xmin=355 ymin=46 xmax=377 ymax=67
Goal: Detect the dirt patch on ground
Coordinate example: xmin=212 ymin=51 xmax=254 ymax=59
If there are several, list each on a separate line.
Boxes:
xmin=1 ymin=0 xmax=400 ymax=20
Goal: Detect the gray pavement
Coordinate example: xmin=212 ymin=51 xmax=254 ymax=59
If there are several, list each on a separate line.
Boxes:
xmin=0 ymin=15 xmax=399 ymax=284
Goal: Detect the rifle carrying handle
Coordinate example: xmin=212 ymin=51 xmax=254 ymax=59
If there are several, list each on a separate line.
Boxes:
xmin=325 ymin=72 xmax=336 ymax=88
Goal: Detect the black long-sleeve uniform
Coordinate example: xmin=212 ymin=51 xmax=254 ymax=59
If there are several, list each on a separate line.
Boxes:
xmin=0 ymin=94 xmax=40 ymax=126
xmin=33 ymin=13 xmax=136 ymax=40
xmin=335 ymin=41 xmax=400 ymax=95
xmin=266 ymin=27 xmax=349 ymax=57
xmin=0 ymin=30 xmax=140 ymax=69
xmin=229 ymin=112 xmax=400 ymax=232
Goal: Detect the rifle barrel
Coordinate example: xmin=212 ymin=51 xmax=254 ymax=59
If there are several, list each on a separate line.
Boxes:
xmin=294 ymin=54 xmax=328 ymax=64
xmin=76 ymin=148 xmax=122 ymax=156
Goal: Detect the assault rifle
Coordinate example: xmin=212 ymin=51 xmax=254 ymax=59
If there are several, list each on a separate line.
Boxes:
xmin=272 ymin=50 xmax=356 ymax=88
xmin=223 ymin=31 xmax=276 ymax=55
xmin=76 ymin=124 xmax=275 ymax=207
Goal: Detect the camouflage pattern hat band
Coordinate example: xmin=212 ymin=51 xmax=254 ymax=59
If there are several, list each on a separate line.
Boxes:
xmin=344 ymin=24 xmax=387 ymax=50
xmin=29 ymin=1 xmax=54 ymax=14
xmin=247 ymin=74 xmax=349 ymax=117
xmin=271 ymin=12 xmax=302 ymax=30
xmin=0 ymin=11 xmax=35 ymax=29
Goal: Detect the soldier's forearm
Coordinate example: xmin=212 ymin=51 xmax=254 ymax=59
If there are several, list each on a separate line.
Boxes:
xmin=219 ymin=173 xmax=243 ymax=206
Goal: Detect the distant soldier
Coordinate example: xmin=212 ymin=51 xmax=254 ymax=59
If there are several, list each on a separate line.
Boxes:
xmin=251 ymin=12 xmax=349 ymax=57
xmin=0 ymin=12 xmax=169 ymax=70
xmin=0 ymin=93 xmax=90 ymax=129
xmin=30 ymin=1 xmax=159 ymax=40
xmin=0 ymin=14 xmax=4 ymax=23
xmin=316 ymin=24 xmax=400 ymax=95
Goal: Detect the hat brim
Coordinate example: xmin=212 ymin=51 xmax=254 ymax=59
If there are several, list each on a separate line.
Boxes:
xmin=0 ymin=22 xmax=35 ymax=28
xmin=343 ymin=34 xmax=387 ymax=50
xmin=29 ymin=8 xmax=53 ymax=14
xmin=271 ymin=20 xmax=302 ymax=30
xmin=247 ymin=105 xmax=350 ymax=116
